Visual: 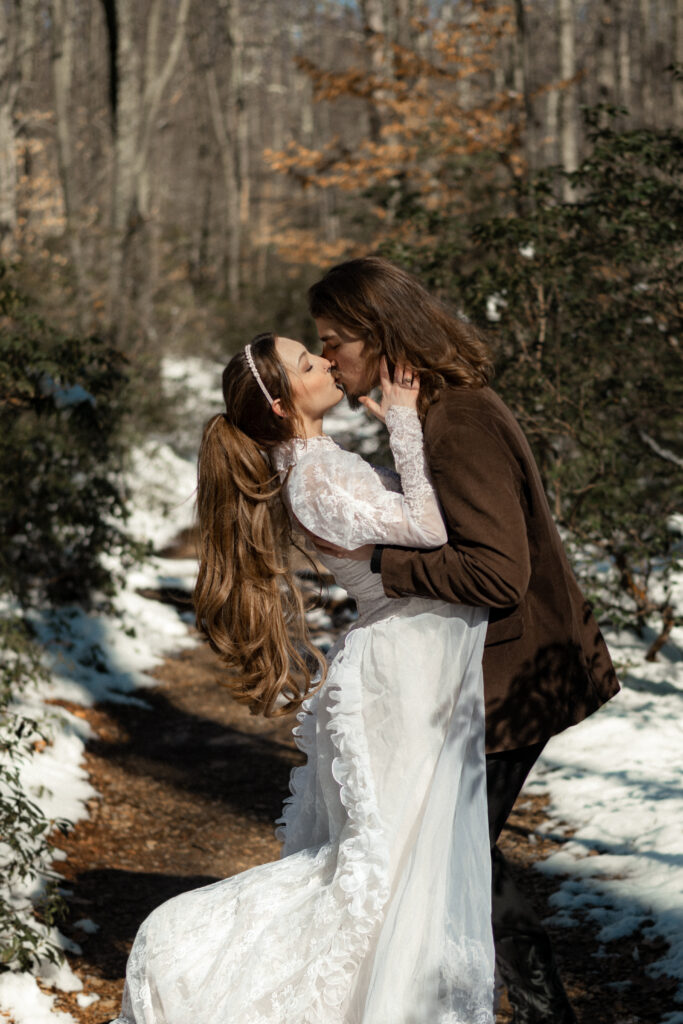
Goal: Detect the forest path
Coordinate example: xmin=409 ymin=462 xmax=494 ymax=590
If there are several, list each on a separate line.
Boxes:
xmin=43 ymin=558 xmax=670 ymax=1024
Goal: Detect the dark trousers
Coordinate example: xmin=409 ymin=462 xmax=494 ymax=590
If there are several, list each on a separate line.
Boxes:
xmin=486 ymin=743 xmax=578 ymax=1024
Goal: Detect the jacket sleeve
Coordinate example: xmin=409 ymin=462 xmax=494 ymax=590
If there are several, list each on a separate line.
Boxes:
xmin=379 ymin=406 xmax=531 ymax=608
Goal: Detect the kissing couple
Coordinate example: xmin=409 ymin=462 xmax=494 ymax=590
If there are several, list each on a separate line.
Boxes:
xmin=113 ymin=256 xmax=618 ymax=1024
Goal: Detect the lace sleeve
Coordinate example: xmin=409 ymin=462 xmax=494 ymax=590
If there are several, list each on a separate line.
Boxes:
xmin=284 ymin=411 xmax=446 ymax=551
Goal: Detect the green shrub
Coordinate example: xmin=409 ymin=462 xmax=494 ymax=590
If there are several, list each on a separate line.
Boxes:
xmin=0 ymin=265 xmax=134 ymax=605
xmin=0 ymin=618 xmax=70 ymax=971
xmin=385 ymin=110 xmax=683 ymax=651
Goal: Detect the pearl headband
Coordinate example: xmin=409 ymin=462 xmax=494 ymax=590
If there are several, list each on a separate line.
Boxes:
xmin=244 ymin=343 xmax=274 ymax=407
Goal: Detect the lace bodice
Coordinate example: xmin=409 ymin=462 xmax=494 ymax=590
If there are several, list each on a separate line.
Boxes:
xmin=272 ymin=407 xmax=446 ymax=551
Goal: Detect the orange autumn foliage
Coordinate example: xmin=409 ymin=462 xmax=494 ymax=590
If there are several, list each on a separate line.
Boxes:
xmin=264 ymin=2 xmax=526 ymax=264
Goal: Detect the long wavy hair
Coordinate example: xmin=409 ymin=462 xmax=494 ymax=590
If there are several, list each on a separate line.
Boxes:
xmin=194 ymin=332 xmax=326 ymax=717
xmin=308 ymin=256 xmax=493 ymax=417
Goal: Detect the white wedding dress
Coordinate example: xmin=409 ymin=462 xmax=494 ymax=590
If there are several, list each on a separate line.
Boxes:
xmin=113 ymin=408 xmax=494 ymax=1024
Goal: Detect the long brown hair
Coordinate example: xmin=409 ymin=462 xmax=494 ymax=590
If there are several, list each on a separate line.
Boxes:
xmin=308 ymin=256 xmax=493 ymax=416
xmin=194 ymin=332 xmax=326 ymax=717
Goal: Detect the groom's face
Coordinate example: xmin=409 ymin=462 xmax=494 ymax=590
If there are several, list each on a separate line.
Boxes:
xmin=315 ymin=317 xmax=378 ymax=409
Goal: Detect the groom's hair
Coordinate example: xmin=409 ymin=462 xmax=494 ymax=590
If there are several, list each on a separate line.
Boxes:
xmin=308 ymin=256 xmax=493 ymax=413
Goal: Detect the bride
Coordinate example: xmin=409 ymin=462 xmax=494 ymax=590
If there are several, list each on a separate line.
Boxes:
xmin=113 ymin=332 xmax=494 ymax=1024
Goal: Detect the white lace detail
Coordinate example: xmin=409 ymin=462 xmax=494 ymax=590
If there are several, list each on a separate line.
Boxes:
xmin=270 ymin=433 xmax=339 ymax=475
xmin=439 ymin=935 xmax=497 ymax=1024
xmin=385 ymin=405 xmax=438 ymax=526
xmin=274 ymin=695 xmax=320 ymax=853
xmin=273 ymin=413 xmax=447 ymax=551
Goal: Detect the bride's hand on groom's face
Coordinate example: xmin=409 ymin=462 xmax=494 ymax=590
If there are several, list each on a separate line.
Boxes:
xmin=358 ymin=358 xmax=419 ymax=423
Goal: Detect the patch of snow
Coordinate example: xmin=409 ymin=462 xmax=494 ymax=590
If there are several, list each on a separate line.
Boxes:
xmin=125 ymin=442 xmax=197 ymax=549
xmin=0 ymin=974 xmax=76 ymax=1024
xmin=527 ymin=623 xmax=683 ymax=1009
xmin=75 ymin=992 xmax=99 ymax=1008
xmin=486 ymin=292 xmax=507 ymax=322
xmin=73 ymin=919 xmax=99 ymax=934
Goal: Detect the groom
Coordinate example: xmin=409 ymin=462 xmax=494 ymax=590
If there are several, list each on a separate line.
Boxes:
xmin=308 ymin=256 xmax=619 ymax=1024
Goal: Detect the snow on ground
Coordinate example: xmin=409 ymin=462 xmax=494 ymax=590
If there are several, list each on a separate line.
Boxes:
xmin=528 ymin=619 xmax=683 ymax=1021
xmin=1 ymin=354 xmax=681 ymax=1022
xmin=526 ymin=517 xmax=683 ymax=1019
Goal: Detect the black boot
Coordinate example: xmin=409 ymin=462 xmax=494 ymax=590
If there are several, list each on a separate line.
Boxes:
xmin=501 ymin=933 xmax=578 ymax=1024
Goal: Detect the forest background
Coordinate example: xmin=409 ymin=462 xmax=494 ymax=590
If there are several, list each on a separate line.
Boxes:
xmin=0 ymin=0 xmax=682 ymax=978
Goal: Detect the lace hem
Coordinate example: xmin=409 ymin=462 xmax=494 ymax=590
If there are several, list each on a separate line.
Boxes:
xmin=438 ymin=935 xmax=496 ymax=1023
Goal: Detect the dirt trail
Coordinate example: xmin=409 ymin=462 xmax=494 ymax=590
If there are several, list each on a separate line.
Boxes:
xmin=43 ymin=566 xmax=673 ymax=1024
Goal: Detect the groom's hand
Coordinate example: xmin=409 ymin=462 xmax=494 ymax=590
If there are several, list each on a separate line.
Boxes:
xmin=359 ymin=358 xmax=419 ymax=423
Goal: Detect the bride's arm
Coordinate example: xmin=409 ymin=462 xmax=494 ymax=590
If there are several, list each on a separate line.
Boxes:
xmin=286 ymin=412 xmax=447 ymax=552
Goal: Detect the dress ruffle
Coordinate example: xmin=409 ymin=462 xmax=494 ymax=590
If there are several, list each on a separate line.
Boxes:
xmin=275 ymin=631 xmax=391 ymax=1020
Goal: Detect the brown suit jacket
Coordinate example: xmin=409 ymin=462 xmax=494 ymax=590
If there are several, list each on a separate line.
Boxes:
xmin=379 ymin=386 xmax=620 ymax=753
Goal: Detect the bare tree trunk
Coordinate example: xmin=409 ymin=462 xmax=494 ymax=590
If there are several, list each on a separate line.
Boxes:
xmin=597 ymin=0 xmax=617 ymax=117
xmin=0 ymin=2 xmax=20 ymax=258
xmin=558 ymin=0 xmax=578 ymax=197
xmin=108 ymin=0 xmax=141 ymax=336
xmin=545 ymin=88 xmax=559 ymax=166
xmin=316 ymin=6 xmax=338 ymax=249
xmin=20 ymin=0 xmax=37 ymax=94
xmin=513 ymin=0 xmax=537 ymax=171
xmin=107 ymin=0 xmax=191 ymax=343
xmin=616 ymin=0 xmax=632 ymax=112
xmin=136 ymin=0 xmax=191 ymax=219
xmin=675 ymin=0 xmax=683 ymax=127
xmin=639 ymin=0 xmax=654 ymax=122
xmin=358 ymin=0 xmax=395 ymax=143
xmin=205 ymin=62 xmax=238 ymax=300
xmin=51 ymin=0 xmax=87 ymax=324
xmin=393 ymin=0 xmax=414 ymax=49
xmin=200 ymin=0 xmax=247 ymax=302
xmin=229 ymin=0 xmax=248 ymax=300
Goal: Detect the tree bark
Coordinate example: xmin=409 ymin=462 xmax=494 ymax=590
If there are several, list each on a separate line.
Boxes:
xmin=639 ymin=0 xmax=654 ymax=122
xmin=107 ymin=0 xmax=191 ymax=343
xmin=0 ymin=1 xmax=20 ymax=258
xmin=358 ymin=0 xmax=395 ymax=143
xmin=675 ymin=0 xmax=683 ymax=127
xmin=558 ymin=0 xmax=578 ymax=197
xmin=513 ymin=0 xmax=537 ymax=171
xmin=597 ymin=0 xmax=617 ymax=116
xmin=51 ymin=0 xmax=87 ymax=323
xmin=545 ymin=87 xmax=559 ymax=165
xmin=198 ymin=0 xmax=248 ymax=302
xmin=616 ymin=0 xmax=631 ymax=113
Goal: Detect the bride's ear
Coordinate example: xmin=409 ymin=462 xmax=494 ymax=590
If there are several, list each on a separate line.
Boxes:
xmin=272 ymin=398 xmax=285 ymax=419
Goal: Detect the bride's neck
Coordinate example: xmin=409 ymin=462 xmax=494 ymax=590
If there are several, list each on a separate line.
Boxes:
xmin=298 ymin=412 xmax=325 ymax=438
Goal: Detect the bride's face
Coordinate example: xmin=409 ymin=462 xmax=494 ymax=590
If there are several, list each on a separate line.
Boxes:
xmin=275 ymin=336 xmax=344 ymax=426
